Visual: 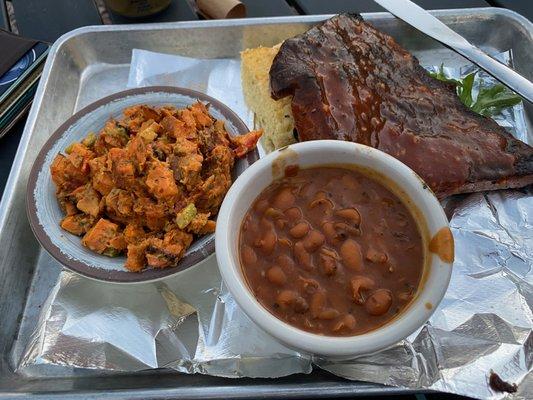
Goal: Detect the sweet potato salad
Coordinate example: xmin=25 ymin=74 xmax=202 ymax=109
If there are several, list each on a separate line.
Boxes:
xmin=50 ymin=102 xmax=261 ymax=272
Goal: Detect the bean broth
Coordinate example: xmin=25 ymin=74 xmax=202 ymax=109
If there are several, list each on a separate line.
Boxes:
xmin=239 ymin=166 xmax=424 ymax=336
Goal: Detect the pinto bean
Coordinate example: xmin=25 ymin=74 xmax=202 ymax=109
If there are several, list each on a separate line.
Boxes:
xmin=310 ymin=291 xmax=326 ymax=318
xmin=275 ymin=218 xmax=288 ymax=229
xmin=319 ymin=253 xmax=337 ymax=276
xmin=254 ymin=199 xmax=269 ymax=214
xmin=322 ymin=221 xmax=341 ymax=246
xmin=334 ymin=222 xmax=361 ymax=236
xmin=264 ymin=207 xmax=284 ymax=220
xmin=333 ymin=314 xmax=357 ymax=332
xmin=276 ymin=290 xmax=297 ymax=309
xmin=309 ymin=191 xmax=334 ymax=211
xmin=334 ymin=208 xmax=361 ymax=225
xmin=278 ymin=237 xmax=293 ymax=248
xmin=351 ymin=276 xmax=375 ymax=304
xmin=255 ymin=230 xmax=277 ymax=255
xmin=259 ymin=217 xmax=274 ymax=230
xmin=318 ymin=308 xmax=340 ymax=320
xmin=293 ymin=296 xmax=309 ymax=313
xmin=365 ymin=289 xmax=393 ymax=316
xmin=273 ymin=187 xmax=295 ymax=210
xmin=303 ymin=230 xmax=325 ymax=252
xmin=277 ymin=254 xmax=295 ymax=271
xmin=275 ymin=290 xmax=308 ymax=313
xmin=294 ymin=241 xmax=312 ymax=269
xmin=313 ymin=191 xmax=326 ymax=201
xmin=242 ymin=217 xmax=260 ymax=237
xmin=340 ymin=239 xmax=363 ymax=271
xmin=298 ymin=276 xmax=320 ymax=294
xmin=284 ymin=207 xmax=302 ymax=221
xmin=266 ymin=266 xmax=287 ymax=286
xmin=241 ymin=245 xmax=257 ymax=266
xmin=366 ymin=248 xmax=388 ymax=263
xmin=289 ymin=222 xmax=310 ymax=238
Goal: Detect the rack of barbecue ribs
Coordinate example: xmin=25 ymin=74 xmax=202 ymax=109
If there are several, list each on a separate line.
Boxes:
xmin=270 ymin=13 xmax=533 ymax=198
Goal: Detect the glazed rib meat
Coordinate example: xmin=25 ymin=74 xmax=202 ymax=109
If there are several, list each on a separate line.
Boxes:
xmin=269 ymin=13 xmax=533 ymax=198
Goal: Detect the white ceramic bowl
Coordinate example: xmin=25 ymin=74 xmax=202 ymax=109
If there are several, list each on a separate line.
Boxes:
xmin=215 ymin=140 xmax=454 ymax=358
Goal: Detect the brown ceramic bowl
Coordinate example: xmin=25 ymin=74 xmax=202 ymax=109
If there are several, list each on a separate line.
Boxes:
xmin=27 ymin=86 xmax=259 ymax=283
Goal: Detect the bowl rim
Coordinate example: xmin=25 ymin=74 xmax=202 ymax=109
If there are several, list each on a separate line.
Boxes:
xmin=26 ymin=85 xmax=257 ymax=284
xmin=215 ymin=140 xmax=453 ymax=357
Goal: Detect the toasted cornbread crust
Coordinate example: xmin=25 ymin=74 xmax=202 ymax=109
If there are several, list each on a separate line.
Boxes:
xmin=241 ymin=45 xmax=295 ymax=152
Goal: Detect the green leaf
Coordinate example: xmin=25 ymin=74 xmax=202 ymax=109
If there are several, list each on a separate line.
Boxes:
xmin=428 ymin=64 xmax=462 ymax=86
xmin=428 ymin=67 xmax=521 ymax=117
xmin=457 ymin=72 xmax=476 ymax=107
xmin=471 ymin=83 xmax=522 ymax=116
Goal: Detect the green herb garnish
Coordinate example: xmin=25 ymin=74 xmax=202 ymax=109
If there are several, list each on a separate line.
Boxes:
xmin=428 ymin=64 xmax=462 ymax=86
xmin=429 ymin=64 xmax=521 ymax=116
xmin=471 ymin=84 xmax=523 ymax=116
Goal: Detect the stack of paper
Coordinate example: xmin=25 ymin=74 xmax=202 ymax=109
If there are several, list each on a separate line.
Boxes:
xmin=0 ymin=29 xmax=49 ymax=138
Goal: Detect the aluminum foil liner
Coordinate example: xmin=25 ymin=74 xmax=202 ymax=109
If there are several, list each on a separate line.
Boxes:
xmin=18 ymin=49 xmax=532 ymax=399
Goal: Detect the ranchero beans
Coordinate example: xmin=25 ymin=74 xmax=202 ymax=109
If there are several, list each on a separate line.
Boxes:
xmin=239 ymin=167 xmax=423 ymax=336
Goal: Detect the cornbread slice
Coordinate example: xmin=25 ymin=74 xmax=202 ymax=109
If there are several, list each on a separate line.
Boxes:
xmin=241 ymin=44 xmax=295 ymax=152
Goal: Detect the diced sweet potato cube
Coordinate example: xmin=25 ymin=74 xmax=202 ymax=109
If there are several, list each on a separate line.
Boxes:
xmin=125 ymin=242 xmax=148 ymax=272
xmin=144 ymin=203 xmax=167 ymax=231
xmin=146 ymin=162 xmax=179 ymax=201
xmin=109 ymin=235 xmax=127 ymax=252
xmin=179 ymin=109 xmax=196 ymax=132
xmin=61 ymin=216 xmax=86 ymax=236
xmin=160 ymin=115 xmax=191 ymax=139
xmin=88 ymin=155 xmax=106 ymax=176
xmin=92 ymin=171 xmax=114 ymax=196
xmin=108 ymin=148 xmax=135 ymax=189
xmin=124 ymin=224 xmax=146 ymax=244
xmin=81 ymin=218 xmax=122 ymax=255
xmin=50 ymin=154 xmax=89 ymax=191
xmin=67 ymin=143 xmax=95 ymax=169
xmin=126 ymin=135 xmax=147 ymax=172
xmin=185 ymin=212 xmax=214 ymax=234
xmin=102 ymin=120 xmax=129 ymax=148
xmin=105 ymin=188 xmax=134 ymax=219
xmin=64 ymin=201 xmax=78 ymax=216
xmin=133 ymin=196 xmax=167 ymax=231
xmin=189 ymin=102 xmax=213 ymax=127
xmin=74 ymin=184 xmax=101 ymax=217
xmin=143 ymin=232 xmax=192 ymax=269
xmin=173 ymin=137 xmax=198 ymax=156
xmin=169 ymin=153 xmax=203 ymax=191
xmin=164 ymin=228 xmax=193 ymax=248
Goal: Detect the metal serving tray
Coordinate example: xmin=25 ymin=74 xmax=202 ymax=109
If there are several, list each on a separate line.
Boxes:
xmin=1 ymin=8 xmax=531 ymax=399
